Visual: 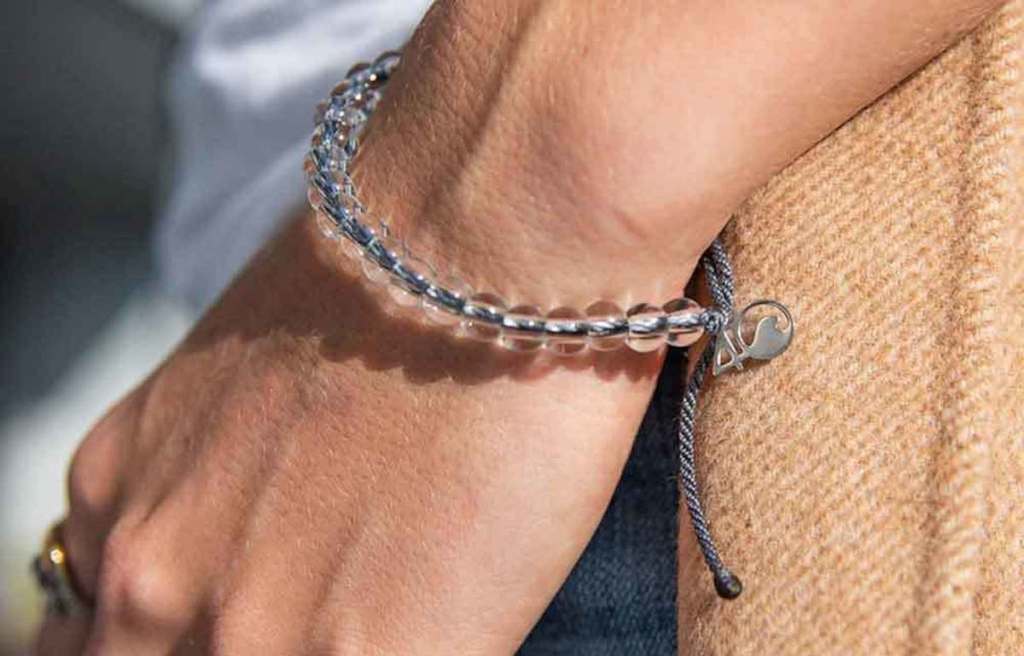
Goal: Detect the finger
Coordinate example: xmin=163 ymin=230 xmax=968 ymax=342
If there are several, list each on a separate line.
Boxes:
xmin=61 ymin=513 xmax=107 ymax=605
xmin=83 ymin=514 xmax=203 ymax=656
xmin=32 ymin=520 xmax=97 ymax=655
xmin=66 ymin=398 xmax=136 ymax=597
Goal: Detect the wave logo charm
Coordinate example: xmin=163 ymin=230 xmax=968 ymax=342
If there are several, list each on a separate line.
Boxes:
xmin=713 ymin=300 xmax=795 ymax=375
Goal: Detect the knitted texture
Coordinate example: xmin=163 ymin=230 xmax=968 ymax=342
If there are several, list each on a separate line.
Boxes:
xmin=972 ymin=6 xmax=1024 ymax=650
xmin=676 ymin=4 xmax=1024 ymax=654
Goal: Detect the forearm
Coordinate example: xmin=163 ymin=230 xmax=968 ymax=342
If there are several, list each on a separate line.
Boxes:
xmin=359 ymin=0 xmax=1005 ymax=307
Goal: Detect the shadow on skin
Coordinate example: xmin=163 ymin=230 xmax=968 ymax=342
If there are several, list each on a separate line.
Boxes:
xmin=180 ymin=212 xmax=671 ymax=387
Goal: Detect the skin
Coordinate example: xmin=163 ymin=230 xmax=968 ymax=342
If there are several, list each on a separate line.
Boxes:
xmin=37 ymin=1 xmax=1006 ymax=654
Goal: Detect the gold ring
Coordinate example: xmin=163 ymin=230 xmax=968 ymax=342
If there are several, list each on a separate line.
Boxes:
xmin=32 ymin=521 xmax=92 ymax=616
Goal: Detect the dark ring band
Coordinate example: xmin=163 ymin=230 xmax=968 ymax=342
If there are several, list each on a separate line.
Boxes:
xmin=32 ymin=521 xmax=92 ymax=616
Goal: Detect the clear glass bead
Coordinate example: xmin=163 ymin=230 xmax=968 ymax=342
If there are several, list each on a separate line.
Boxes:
xmin=337 ymin=211 xmax=373 ymax=260
xmin=328 ymin=134 xmax=353 ymax=167
xmin=347 ymin=62 xmax=371 ymax=79
xmin=324 ymin=105 xmax=365 ymax=129
xmin=313 ymin=100 xmax=328 ymax=125
xmin=463 ymin=292 xmax=507 ymax=342
xmin=361 ymin=88 xmax=382 ymax=110
xmin=501 ymin=305 xmax=545 ymax=352
xmin=315 ymin=211 xmax=340 ymax=240
xmin=585 ymin=301 xmax=627 ymax=351
xmin=306 ymin=185 xmax=324 ymax=211
xmin=421 ymin=272 xmax=472 ymax=327
xmin=626 ymin=303 xmax=668 ymax=353
xmin=338 ymin=233 xmax=364 ymax=260
xmin=335 ymin=184 xmax=365 ymax=221
xmin=388 ymin=243 xmax=435 ymax=307
xmin=309 ymin=142 xmax=329 ymax=173
xmin=309 ymin=125 xmax=327 ymax=149
xmin=332 ymin=77 xmax=372 ymax=106
xmin=546 ymin=307 xmax=587 ymax=356
xmin=361 ymin=234 xmax=400 ymax=285
xmin=333 ymin=76 xmax=357 ymax=96
xmin=322 ymin=109 xmax=365 ymax=165
xmin=335 ymin=87 xmax=369 ymax=109
xmin=663 ymin=297 xmax=704 ymax=347
xmin=328 ymin=127 xmax=363 ymax=167
xmin=373 ymin=51 xmax=402 ymax=76
xmin=331 ymin=168 xmax=351 ymax=192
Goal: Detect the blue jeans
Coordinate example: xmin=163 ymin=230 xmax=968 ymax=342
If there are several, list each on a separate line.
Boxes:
xmin=519 ymin=351 xmax=681 ymax=655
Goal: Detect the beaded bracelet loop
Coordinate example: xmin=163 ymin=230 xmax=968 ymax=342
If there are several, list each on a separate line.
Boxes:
xmin=306 ymin=50 xmax=797 ymax=601
xmin=305 ymin=51 xmax=721 ymax=355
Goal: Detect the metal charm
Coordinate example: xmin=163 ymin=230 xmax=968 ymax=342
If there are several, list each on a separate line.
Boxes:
xmin=713 ymin=300 xmax=795 ymax=375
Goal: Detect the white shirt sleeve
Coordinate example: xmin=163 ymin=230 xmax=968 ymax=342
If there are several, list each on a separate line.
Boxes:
xmin=155 ymin=0 xmax=430 ymax=309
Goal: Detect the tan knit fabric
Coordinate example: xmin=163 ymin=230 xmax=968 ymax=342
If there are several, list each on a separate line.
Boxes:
xmin=677 ymin=4 xmax=1024 ymax=654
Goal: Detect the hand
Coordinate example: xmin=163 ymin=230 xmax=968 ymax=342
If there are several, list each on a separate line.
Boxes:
xmin=38 ymin=217 xmax=663 ymax=654
xmin=36 ymin=1 xmax=1006 ymax=654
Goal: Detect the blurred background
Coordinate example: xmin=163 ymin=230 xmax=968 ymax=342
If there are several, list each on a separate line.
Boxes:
xmin=0 ymin=1 xmax=199 ymax=651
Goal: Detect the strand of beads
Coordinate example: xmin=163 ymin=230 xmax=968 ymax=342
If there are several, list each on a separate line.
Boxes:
xmin=306 ymin=52 xmax=716 ymax=355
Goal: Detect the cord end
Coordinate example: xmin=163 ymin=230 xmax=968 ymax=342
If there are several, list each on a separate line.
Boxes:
xmin=713 ymin=570 xmax=743 ymax=600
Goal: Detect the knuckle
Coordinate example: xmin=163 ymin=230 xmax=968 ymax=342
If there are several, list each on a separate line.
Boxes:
xmin=95 ymin=522 xmax=191 ymax=630
xmin=68 ymin=404 xmax=131 ymax=519
xmin=67 ymin=442 xmax=111 ymax=520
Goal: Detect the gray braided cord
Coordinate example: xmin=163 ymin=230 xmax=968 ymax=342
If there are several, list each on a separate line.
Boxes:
xmin=679 ymin=238 xmax=743 ymax=599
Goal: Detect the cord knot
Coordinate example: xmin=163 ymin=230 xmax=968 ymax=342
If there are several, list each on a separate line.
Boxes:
xmin=699 ymin=308 xmax=729 ymax=336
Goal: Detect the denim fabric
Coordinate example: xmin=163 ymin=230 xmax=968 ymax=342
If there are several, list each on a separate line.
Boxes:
xmin=519 ymin=351 xmax=682 ymax=655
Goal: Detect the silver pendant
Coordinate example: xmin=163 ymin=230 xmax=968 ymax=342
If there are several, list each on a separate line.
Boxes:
xmin=713 ymin=300 xmax=795 ymax=375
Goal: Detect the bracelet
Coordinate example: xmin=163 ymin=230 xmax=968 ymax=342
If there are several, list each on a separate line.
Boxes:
xmin=306 ymin=52 xmax=722 ymax=355
xmin=307 ymin=51 xmax=796 ymax=600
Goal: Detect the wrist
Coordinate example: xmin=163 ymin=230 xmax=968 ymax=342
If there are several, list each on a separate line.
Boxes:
xmin=352 ymin=12 xmax=710 ymax=309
